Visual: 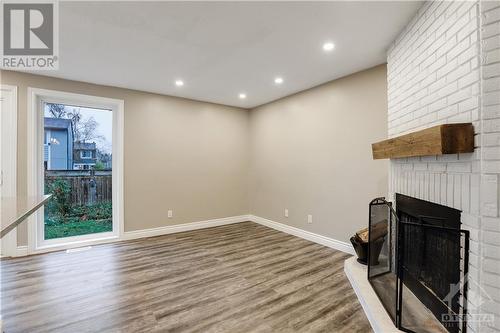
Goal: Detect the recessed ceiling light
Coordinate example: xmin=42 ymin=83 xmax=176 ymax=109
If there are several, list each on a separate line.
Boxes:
xmin=274 ymin=77 xmax=284 ymax=84
xmin=323 ymin=42 xmax=335 ymax=52
xmin=239 ymin=93 xmax=247 ymax=99
xmin=175 ymin=80 xmax=184 ymax=87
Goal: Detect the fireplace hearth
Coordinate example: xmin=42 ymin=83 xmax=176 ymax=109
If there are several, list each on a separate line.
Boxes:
xmin=368 ymin=194 xmax=470 ymax=333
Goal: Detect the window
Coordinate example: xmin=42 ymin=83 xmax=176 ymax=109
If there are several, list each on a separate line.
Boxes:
xmin=28 ymin=88 xmax=123 ymax=253
xmin=44 ymin=103 xmax=112 ymax=240
xmin=80 ymin=150 xmax=92 ymax=158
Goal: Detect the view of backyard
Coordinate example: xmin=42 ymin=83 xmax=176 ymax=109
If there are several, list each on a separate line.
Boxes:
xmin=43 ymin=103 xmax=113 ymax=240
xmin=44 ymin=173 xmax=113 ymax=239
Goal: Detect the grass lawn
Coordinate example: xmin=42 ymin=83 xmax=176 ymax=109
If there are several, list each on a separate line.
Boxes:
xmin=45 ymin=219 xmax=112 ymax=239
xmin=44 ymin=202 xmax=113 ymax=239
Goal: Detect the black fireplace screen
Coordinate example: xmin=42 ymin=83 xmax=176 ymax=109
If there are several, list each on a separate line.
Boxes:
xmin=368 ymin=195 xmax=470 ymax=333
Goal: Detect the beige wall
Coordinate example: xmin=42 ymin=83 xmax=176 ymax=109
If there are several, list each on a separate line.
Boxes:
xmin=1 ymin=70 xmax=250 ymax=245
xmin=2 ymin=65 xmax=387 ymax=247
xmin=248 ymin=65 xmax=388 ymax=243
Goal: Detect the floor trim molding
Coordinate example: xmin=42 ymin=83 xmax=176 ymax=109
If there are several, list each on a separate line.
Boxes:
xmin=15 ymin=246 xmax=28 ymax=257
xmin=122 ymin=215 xmax=252 ymax=240
xmin=10 ymin=215 xmax=354 ymax=257
xmin=249 ymin=215 xmax=354 ymax=255
xmin=1 ymin=246 xmax=28 ymax=258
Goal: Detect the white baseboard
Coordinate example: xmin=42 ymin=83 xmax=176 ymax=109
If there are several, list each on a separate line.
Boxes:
xmin=10 ymin=215 xmax=353 ymax=257
xmin=248 ymin=215 xmax=354 ymax=255
xmin=9 ymin=216 xmax=251 ymax=257
xmin=122 ymin=215 xmax=252 ymax=240
xmin=15 ymin=245 xmax=28 ymax=257
xmin=0 ymin=245 xmax=27 ymax=258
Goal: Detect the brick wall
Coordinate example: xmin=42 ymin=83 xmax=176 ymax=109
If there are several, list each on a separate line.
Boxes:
xmin=480 ymin=1 xmax=500 ymax=332
xmin=387 ymin=1 xmax=500 ymax=332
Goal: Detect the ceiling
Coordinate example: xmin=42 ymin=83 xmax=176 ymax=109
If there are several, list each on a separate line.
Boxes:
xmin=35 ymin=1 xmax=422 ymax=108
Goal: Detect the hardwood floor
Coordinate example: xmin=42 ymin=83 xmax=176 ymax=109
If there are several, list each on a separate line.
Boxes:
xmin=1 ymin=222 xmax=371 ymax=333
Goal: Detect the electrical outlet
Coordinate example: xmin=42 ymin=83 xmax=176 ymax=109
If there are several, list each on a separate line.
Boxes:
xmin=307 ymin=214 xmax=313 ymax=224
xmin=168 ymin=210 xmax=173 ymax=218
xmin=284 ymin=209 xmax=289 ymax=218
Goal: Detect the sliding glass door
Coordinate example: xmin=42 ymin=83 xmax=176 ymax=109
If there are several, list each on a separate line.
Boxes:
xmin=28 ymin=89 xmax=123 ymax=252
xmin=43 ymin=103 xmax=113 ymax=240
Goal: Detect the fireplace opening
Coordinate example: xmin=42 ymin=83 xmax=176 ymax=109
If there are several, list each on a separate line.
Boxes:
xmin=368 ymin=194 xmax=470 ymax=333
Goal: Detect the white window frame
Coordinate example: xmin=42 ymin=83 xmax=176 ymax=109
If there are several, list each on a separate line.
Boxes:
xmin=0 ymin=85 xmax=18 ymax=257
xmin=27 ymin=88 xmax=124 ymax=253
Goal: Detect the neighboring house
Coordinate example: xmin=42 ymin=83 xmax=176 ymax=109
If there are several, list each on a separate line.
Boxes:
xmin=73 ymin=142 xmax=97 ymax=170
xmin=44 ymin=117 xmax=74 ymax=170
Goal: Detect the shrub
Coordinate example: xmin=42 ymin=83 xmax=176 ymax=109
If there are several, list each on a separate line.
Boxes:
xmin=70 ymin=202 xmax=112 ymax=220
xmin=86 ymin=202 xmax=112 ymax=220
xmin=46 ymin=179 xmax=71 ymax=217
xmin=94 ymin=161 xmax=106 ymax=170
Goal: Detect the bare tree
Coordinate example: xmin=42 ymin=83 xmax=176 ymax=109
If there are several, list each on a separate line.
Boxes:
xmin=67 ymin=107 xmax=104 ymax=142
xmin=77 ymin=117 xmax=104 ymax=142
xmin=47 ymin=105 xmax=104 ymax=144
xmin=48 ymin=104 xmax=66 ymax=118
xmin=67 ymin=108 xmax=82 ymax=137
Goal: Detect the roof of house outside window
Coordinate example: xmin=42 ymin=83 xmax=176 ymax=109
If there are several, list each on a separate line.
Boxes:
xmin=74 ymin=142 xmax=96 ymax=150
xmin=44 ymin=117 xmax=73 ymax=130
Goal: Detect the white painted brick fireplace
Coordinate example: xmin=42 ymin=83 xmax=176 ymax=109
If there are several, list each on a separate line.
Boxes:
xmin=387 ymin=1 xmax=500 ymax=332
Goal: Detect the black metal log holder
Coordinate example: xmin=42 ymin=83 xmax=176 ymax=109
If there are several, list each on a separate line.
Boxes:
xmin=367 ymin=197 xmax=470 ymax=333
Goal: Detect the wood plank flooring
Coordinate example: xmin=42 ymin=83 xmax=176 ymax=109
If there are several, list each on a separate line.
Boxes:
xmin=1 ymin=222 xmax=371 ymax=333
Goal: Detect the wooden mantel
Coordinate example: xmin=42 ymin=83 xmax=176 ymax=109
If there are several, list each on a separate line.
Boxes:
xmin=372 ymin=123 xmax=474 ymax=159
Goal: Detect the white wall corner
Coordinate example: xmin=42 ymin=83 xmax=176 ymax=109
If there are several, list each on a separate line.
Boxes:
xmin=481 ymin=174 xmax=499 ymax=217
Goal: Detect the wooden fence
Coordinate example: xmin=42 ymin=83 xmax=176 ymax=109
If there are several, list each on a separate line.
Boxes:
xmin=45 ymin=170 xmax=112 ymax=206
